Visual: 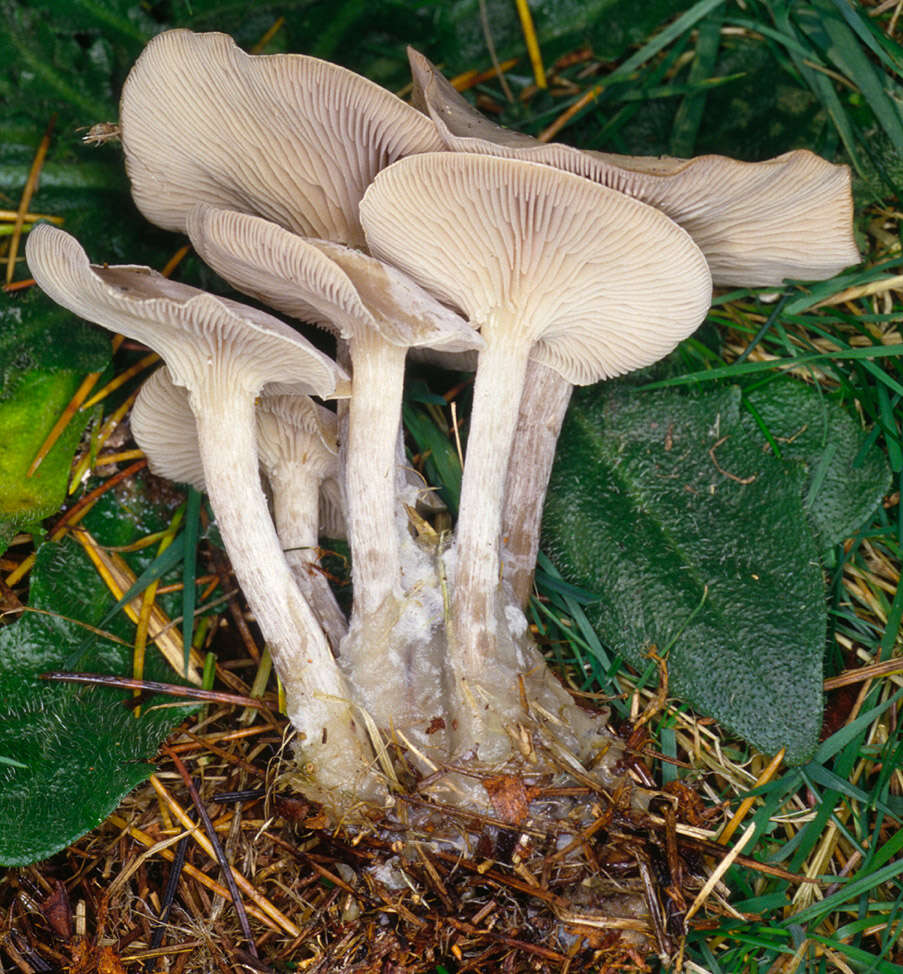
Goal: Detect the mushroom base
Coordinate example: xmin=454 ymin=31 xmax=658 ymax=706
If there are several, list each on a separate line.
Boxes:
xmin=278 ymin=747 xmax=690 ymax=963
xmin=317 ymin=531 xmax=638 ymax=812
xmin=280 ymin=607 xmax=692 ymax=963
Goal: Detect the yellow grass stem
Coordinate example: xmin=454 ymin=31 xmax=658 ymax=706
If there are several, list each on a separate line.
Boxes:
xmin=133 ymin=509 xmax=185 ymax=714
xmin=81 ymin=351 xmax=159 ymax=410
xmin=685 ymin=822 xmax=757 ymax=924
xmin=250 ymin=16 xmax=285 ymax=53
xmin=539 ymin=83 xmax=603 ymax=142
xmin=70 ymin=387 xmax=142 ymax=490
xmin=93 ymin=449 xmax=146 ymax=469
xmin=26 ymin=371 xmax=104 ymax=477
xmin=514 ymin=0 xmax=547 ymax=88
xmin=0 ymin=209 xmax=63 ymax=224
xmin=72 ymin=527 xmax=203 ymax=684
xmin=717 ymin=748 xmax=785 ymax=846
xmin=160 ymin=243 xmax=191 ymax=278
xmin=450 ymin=57 xmax=519 ymax=92
xmin=107 ymin=813 xmax=282 ymax=932
xmin=5 ymin=114 xmax=55 ymax=285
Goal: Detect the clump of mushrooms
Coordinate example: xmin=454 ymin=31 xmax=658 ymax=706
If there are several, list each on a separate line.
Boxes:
xmin=26 ymin=28 xmax=858 ymax=930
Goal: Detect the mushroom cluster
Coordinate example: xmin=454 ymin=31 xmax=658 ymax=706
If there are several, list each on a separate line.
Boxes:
xmin=26 ymin=30 xmax=858 ymax=821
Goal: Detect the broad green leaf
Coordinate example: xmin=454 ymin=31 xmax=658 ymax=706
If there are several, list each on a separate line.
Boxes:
xmin=741 ymin=379 xmax=891 ymax=550
xmin=0 ymin=479 xmax=194 ymax=866
xmin=0 ymin=370 xmax=98 ymax=556
xmin=692 ymin=26 xmax=830 ymax=161
xmin=0 ymin=289 xmax=109 ymax=399
xmin=543 ymin=382 xmax=825 ymax=764
xmin=0 ymin=286 xmax=111 ymax=557
xmin=0 ymin=1 xmax=119 ymax=122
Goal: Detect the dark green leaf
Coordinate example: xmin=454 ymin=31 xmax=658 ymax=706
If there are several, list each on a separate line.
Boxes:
xmin=741 ymin=379 xmax=891 ymax=550
xmin=0 ymin=289 xmax=109 ymax=399
xmin=0 ymin=371 xmax=98 ymax=556
xmin=0 ymin=479 xmax=194 ymax=866
xmin=543 ymin=382 xmax=825 ymax=764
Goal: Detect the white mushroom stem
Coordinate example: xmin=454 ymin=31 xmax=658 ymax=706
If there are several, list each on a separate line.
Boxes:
xmin=268 ymin=466 xmax=348 ymax=654
xmin=502 ymin=361 xmax=574 ymax=608
xmin=26 ymin=222 xmax=382 ymax=802
xmin=344 ymin=333 xmax=407 ymax=617
xmin=191 ymin=387 xmax=374 ymax=793
xmin=453 ymin=324 xmax=532 ymax=673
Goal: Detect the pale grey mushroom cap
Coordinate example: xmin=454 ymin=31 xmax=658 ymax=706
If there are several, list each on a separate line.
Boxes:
xmin=26 ymin=226 xmax=376 ymax=792
xmin=256 ymin=395 xmax=338 ymax=483
xmin=186 ymin=204 xmax=481 ymax=354
xmin=185 ymin=204 xmax=478 ymax=623
xmin=408 ymin=48 xmax=859 ymax=287
xmin=131 ymin=367 xmax=206 ymax=491
xmin=360 ymin=153 xmax=713 ymax=384
xmin=132 ymin=370 xmax=339 ymax=490
xmin=25 ymin=224 xmax=345 ymax=402
xmin=119 ymin=30 xmax=444 ymax=249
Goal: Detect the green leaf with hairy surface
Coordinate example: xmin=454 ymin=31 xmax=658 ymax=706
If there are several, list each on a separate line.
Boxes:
xmin=0 ymin=479 xmax=194 ymax=866
xmin=543 ymin=382 xmax=826 ymax=764
xmin=0 ymin=371 xmax=99 ymax=557
xmin=0 ymin=290 xmax=109 ymax=399
xmin=741 ymin=379 xmax=891 ymax=551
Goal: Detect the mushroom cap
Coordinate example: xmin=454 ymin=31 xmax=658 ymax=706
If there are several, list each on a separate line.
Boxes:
xmin=360 ymin=153 xmax=712 ymax=385
xmin=186 ymin=204 xmax=481 ymax=353
xmin=256 ymin=395 xmax=339 ymax=483
xmin=408 ymin=48 xmax=859 ymax=287
xmin=132 ymin=368 xmax=339 ymax=492
xmin=120 ymin=30 xmax=444 ymax=248
xmin=26 ymin=224 xmax=345 ymax=401
xmin=131 ymin=367 xmax=207 ymax=491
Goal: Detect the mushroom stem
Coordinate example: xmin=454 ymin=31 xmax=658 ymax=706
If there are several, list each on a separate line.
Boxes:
xmin=453 ymin=325 xmax=532 ymax=673
xmin=344 ymin=334 xmax=407 ymax=618
xmin=502 ymin=361 xmax=573 ymax=608
xmin=192 ymin=387 xmax=377 ymax=797
xmin=269 ymin=467 xmax=348 ymax=654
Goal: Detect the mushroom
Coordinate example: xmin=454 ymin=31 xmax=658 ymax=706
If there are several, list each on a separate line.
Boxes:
xmin=185 ymin=205 xmax=481 ymax=730
xmin=256 ymin=394 xmax=349 ymax=654
xmin=26 ymin=224 xmax=382 ymax=803
xmin=407 ymin=47 xmax=859 ymax=287
xmin=406 ymin=48 xmax=861 ymax=605
xmin=130 ymin=365 xmax=206 ymax=493
xmin=132 ymin=367 xmax=348 ymax=653
xmin=120 ymin=29 xmax=444 ymax=247
xmin=360 ymin=152 xmax=712 ymax=754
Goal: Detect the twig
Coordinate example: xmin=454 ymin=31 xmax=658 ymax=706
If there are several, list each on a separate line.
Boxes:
xmin=148 ymin=775 xmax=300 ymax=936
xmin=164 ymin=747 xmax=259 ymax=960
xmin=147 ymin=833 xmax=189 ymax=959
xmin=40 ymin=672 xmax=271 ymax=709
xmin=108 ymin=813 xmax=282 ymax=932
